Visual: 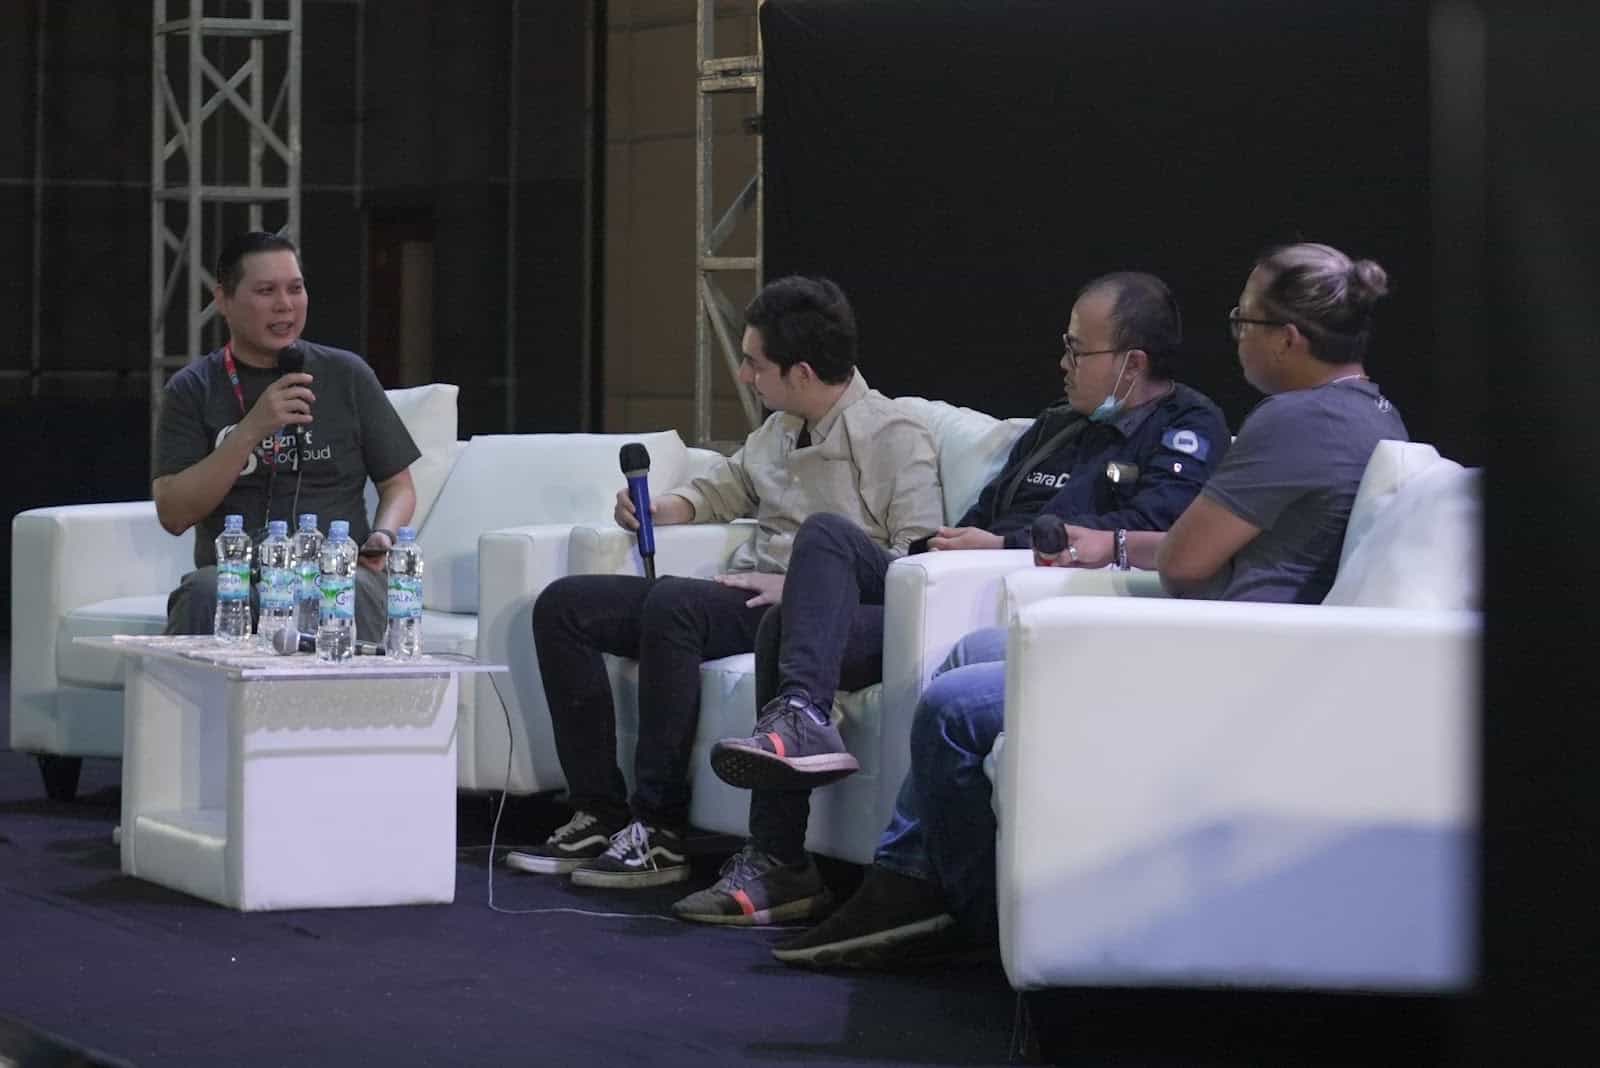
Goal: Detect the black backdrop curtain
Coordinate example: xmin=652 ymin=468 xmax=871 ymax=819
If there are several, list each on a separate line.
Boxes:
xmin=761 ymin=0 xmax=1456 ymax=455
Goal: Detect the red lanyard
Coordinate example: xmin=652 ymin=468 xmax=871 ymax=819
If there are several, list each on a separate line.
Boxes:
xmin=222 ymin=343 xmax=248 ymax=417
xmin=222 ymin=342 xmax=283 ymax=464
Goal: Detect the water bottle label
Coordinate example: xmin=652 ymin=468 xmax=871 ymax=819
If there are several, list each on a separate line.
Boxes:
xmin=387 ymin=576 xmax=423 ymax=620
xmin=319 ymin=575 xmax=355 ymax=622
xmin=259 ymin=566 xmax=296 ymax=611
xmin=297 ymin=562 xmax=320 ymax=600
xmin=216 ymin=562 xmax=250 ymax=602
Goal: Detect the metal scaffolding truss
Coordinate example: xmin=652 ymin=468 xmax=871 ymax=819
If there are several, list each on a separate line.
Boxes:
xmin=150 ymin=0 xmax=302 ymax=462
xmin=694 ymin=0 xmax=764 ymax=444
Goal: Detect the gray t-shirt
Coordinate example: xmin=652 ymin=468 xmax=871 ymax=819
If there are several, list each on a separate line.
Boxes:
xmin=156 ymin=341 xmax=421 ymax=568
xmin=1197 ymin=378 xmax=1407 ymax=603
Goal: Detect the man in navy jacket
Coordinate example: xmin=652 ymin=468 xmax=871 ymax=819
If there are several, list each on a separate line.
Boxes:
xmin=673 ymin=271 xmax=1231 ymax=928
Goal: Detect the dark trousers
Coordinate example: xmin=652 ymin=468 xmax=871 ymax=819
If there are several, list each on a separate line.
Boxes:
xmin=532 ymin=573 xmax=767 ymax=829
xmin=747 ymin=512 xmax=895 ymax=863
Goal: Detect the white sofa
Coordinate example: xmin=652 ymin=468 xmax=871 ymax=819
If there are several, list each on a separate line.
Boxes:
xmin=8 ymin=383 xmax=721 ymax=800
xmin=498 ymin=398 xmax=1033 ymax=862
xmin=980 ymin=440 xmax=1481 ymax=993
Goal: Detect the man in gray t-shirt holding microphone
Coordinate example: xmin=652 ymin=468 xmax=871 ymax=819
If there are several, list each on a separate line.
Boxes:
xmin=154 ymin=232 xmax=420 ymax=641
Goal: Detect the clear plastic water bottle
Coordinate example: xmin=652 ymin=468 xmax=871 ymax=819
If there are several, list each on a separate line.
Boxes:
xmin=315 ymin=520 xmax=358 ymax=663
xmin=384 ymin=526 xmax=424 ymax=659
xmin=292 ymin=513 xmax=324 ymax=639
xmin=256 ymin=520 xmax=296 ymax=653
xmin=212 ymin=514 xmax=253 ymax=643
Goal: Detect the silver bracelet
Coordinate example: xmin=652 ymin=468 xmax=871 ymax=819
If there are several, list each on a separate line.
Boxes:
xmin=1113 ymin=528 xmax=1129 ymax=571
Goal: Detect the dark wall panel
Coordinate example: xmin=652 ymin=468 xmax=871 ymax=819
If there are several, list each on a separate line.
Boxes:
xmin=300 ymin=188 xmax=365 ymax=357
xmin=0 ymin=3 xmax=38 ymax=180
xmin=302 ymin=0 xmax=360 ymax=189
xmin=762 ymin=0 xmax=1449 ymax=455
xmin=1476 ymin=2 xmax=1600 ymax=1056
xmin=3 ymin=2 xmax=597 ymax=622
xmin=38 ymin=186 xmax=149 ymax=374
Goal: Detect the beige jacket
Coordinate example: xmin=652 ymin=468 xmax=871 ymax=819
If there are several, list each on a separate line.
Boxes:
xmin=671 ymin=372 xmax=942 ymax=573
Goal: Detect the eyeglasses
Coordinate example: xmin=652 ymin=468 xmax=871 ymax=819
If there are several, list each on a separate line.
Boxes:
xmin=1228 ymin=306 xmax=1288 ymax=341
xmin=1061 ymin=335 xmax=1125 ymax=369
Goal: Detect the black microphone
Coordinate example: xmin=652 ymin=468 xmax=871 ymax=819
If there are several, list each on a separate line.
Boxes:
xmin=619 ymin=443 xmax=657 ymax=581
xmin=1030 ymin=513 xmax=1067 ymax=556
xmin=277 ymin=344 xmax=306 ymax=471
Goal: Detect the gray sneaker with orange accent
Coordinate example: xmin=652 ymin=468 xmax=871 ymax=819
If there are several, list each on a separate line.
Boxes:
xmin=710 ymin=693 xmax=861 ymax=791
xmin=672 ymin=844 xmax=833 ymax=926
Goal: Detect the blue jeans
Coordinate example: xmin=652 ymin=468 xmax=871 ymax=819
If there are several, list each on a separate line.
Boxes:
xmin=875 ymin=626 xmax=1008 ymax=941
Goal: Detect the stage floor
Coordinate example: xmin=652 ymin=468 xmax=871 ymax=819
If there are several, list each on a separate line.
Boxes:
xmin=0 ymin=657 xmax=1016 ymax=1068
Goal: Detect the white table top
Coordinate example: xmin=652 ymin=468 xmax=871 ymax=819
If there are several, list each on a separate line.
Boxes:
xmin=75 ymin=635 xmax=508 ymax=682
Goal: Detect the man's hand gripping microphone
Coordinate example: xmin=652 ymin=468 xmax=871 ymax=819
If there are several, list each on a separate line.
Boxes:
xmin=277 ymin=343 xmax=306 ymax=471
xmin=619 ymin=443 xmax=657 ymax=581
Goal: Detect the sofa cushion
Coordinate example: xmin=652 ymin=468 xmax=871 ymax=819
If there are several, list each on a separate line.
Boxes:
xmin=364 ymin=384 xmax=461 ymax=532
xmin=1324 ymin=461 xmax=1481 ymax=611
xmin=1338 ymin=439 xmax=1440 ymax=573
xmin=418 ymin=430 xmax=690 ymax=613
xmin=896 ymin=397 xmax=1031 ymax=524
xmin=59 ymin=595 xmax=171 ymax=688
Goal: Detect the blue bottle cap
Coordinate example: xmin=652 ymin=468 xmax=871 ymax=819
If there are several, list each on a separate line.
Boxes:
xmin=223 ymin=514 xmax=244 ymax=531
xmin=268 ymin=520 xmax=288 ymax=537
xmin=396 ymin=526 xmax=416 ymax=542
xmin=329 ymin=520 xmax=350 ymax=539
xmin=297 ymin=514 xmax=318 ymax=530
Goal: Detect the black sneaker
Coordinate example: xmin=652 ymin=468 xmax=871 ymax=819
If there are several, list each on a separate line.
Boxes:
xmin=504 ymin=810 xmax=626 ymax=875
xmin=772 ymin=865 xmax=957 ymax=968
xmin=569 ymin=819 xmax=690 ymax=888
xmin=710 ymin=693 xmax=861 ymax=791
xmin=672 ymin=844 xmax=834 ymax=926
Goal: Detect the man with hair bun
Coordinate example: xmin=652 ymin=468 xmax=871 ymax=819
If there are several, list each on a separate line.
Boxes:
xmin=767 ymin=243 xmax=1406 ymax=970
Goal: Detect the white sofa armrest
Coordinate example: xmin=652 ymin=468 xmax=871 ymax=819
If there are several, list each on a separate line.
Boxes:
xmin=568 ymin=521 xmax=758 ymax=580
xmin=1001 ymin=565 xmax=1169 ymax=617
xmin=471 ymin=523 xmax=587 ymax=792
xmin=11 ymin=502 xmax=193 ymax=752
xmin=869 ymin=549 xmax=1034 ymax=831
xmin=996 ymin=595 xmax=1479 ymax=993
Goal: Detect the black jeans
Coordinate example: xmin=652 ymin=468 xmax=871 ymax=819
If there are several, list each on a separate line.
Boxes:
xmin=748 ymin=512 xmax=894 ymax=863
xmin=532 ymin=573 xmax=767 ymax=830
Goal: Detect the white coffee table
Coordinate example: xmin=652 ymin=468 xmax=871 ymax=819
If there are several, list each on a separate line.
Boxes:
xmin=78 ymin=635 xmax=505 ymax=911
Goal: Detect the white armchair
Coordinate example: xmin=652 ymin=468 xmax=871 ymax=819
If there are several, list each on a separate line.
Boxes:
xmin=991 ymin=440 xmax=1482 ymax=993
xmin=9 ymin=384 xmax=462 ymax=800
xmin=8 ymin=384 xmax=722 ymax=803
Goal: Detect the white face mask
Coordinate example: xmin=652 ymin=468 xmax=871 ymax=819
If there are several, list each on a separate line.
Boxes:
xmin=1088 ymin=351 xmax=1134 ymax=423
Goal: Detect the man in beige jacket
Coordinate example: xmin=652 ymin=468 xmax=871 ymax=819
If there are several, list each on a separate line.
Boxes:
xmin=505 ymin=276 xmax=943 ymax=895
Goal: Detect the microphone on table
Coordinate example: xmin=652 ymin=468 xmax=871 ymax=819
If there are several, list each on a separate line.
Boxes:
xmin=277 ymin=343 xmax=307 ymax=471
xmin=271 ymin=628 xmax=388 ymax=656
xmin=619 ymin=442 xmax=657 ymax=581
xmin=272 ymin=628 xmax=315 ymax=655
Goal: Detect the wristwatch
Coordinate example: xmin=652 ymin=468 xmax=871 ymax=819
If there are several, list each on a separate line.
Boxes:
xmin=1113 ymin=528 xmax=1129 ymax=571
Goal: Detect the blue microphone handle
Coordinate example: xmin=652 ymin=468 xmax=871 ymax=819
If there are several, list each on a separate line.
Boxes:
xmin=625 ymin=473 xmax=657 ymax=581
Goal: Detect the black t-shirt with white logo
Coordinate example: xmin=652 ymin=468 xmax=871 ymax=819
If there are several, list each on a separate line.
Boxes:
xmin=155 ymin=341 xmax=421 ymax=568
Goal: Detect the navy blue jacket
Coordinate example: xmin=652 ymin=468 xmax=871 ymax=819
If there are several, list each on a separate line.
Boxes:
xmin=955 ymin=382 xmax=1231 ymax=549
